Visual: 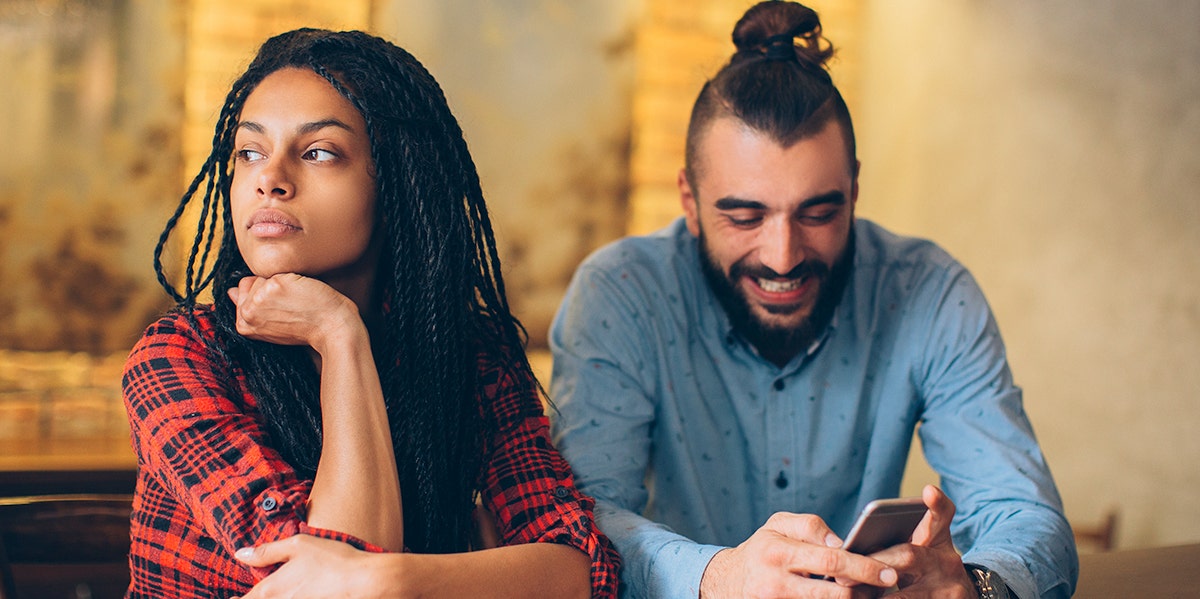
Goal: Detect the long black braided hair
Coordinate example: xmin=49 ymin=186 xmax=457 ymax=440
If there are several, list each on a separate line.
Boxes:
xmin=152 ymin=28 xmax=533 ymax=553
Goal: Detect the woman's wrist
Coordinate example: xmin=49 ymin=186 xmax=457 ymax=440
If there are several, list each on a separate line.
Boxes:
xmin=311 ymin=299 xmax=370 ymax=358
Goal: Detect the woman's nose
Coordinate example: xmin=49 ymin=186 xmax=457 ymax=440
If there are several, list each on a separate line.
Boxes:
xmin=257 ymin=158 xmax=295 ymax=199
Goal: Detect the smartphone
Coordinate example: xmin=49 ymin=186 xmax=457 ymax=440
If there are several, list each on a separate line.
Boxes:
xmin=840 ymin=496 xmax=928 ymax=555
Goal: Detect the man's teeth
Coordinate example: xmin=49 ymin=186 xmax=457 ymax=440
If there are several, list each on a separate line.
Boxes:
xmin=757 ymin=277 xmax=804 ymax=293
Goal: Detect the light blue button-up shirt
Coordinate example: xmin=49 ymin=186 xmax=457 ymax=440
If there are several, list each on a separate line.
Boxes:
xmin=549 ymin=218 xmax=1077 ymax=599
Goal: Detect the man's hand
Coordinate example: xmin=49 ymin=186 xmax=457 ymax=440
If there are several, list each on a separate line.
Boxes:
xmin=700 ymin=512 xmax=898 ymax=598
xmin=870 ymin=485 xmax=976 ymax=599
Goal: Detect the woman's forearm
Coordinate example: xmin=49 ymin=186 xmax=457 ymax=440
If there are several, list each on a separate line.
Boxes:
xmin=307 ymin=315 xmax=404 ymax=551
xmin=385 ymin=543 xmax=592 ymax=599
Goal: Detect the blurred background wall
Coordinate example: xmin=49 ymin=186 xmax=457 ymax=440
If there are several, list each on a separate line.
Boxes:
xmin=0 ymin=0 xmax=1196 ymax=553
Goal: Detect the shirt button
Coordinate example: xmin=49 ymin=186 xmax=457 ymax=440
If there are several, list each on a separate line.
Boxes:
xmin=553 ymin=485 xmax=570 ymax=499
xmin=773 ymin=379 xmax=785 ymax=391
xmin=775 ymin=471 xmax=789 ymax=489
xmin=261 ymin=496 xmax=278 ymax=512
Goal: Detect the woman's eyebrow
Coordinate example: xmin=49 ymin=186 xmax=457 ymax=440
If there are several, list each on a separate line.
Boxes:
xmin=297 ymin=118 xmax=355 ymax=135
xmin=235 ymin=118 xmax=356 ymax=135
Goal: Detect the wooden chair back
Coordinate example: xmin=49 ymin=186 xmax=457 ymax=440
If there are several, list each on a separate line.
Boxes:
xmin=0 ymin=494 xmax=133 ymax=599
xmin=1074 ymin=508 xmax=1119 ymax=553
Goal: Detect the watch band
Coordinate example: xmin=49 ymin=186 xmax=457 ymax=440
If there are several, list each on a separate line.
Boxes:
xmin=965 ymin=564 xmax=1012 ymax=599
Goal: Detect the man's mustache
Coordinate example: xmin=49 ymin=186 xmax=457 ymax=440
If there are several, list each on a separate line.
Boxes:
xmin=729 ymin=260 xmax=829 ymax=282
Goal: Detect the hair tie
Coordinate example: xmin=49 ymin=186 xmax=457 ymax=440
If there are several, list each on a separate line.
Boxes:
xmin=762 ymin=33 xmax=797 ymax=61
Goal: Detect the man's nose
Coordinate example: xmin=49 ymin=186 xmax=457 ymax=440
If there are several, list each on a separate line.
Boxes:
xmin=758 ymin=218 xmax=805 ymax=276
xmin=257 ymin=158 xmax=295 ymax=200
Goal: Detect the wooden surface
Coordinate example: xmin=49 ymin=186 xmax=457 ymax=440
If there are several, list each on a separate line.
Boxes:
xmin=0 ymin=495 xmax=134 ymax=599
xmin=0 ymin=436 xmax=134 ymax=472
xmin=1075 ymin=543 xmax=1200 ymax=598
xmin=0 ymin=437 xmax=136 ymax=497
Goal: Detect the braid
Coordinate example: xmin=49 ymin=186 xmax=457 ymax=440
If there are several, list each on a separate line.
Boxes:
xmin=154 ymin=29 xmax=536 ymax=552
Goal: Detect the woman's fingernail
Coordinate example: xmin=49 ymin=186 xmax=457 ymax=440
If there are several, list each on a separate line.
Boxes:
xmin=235 ymin=547 xmax=253 ymax=559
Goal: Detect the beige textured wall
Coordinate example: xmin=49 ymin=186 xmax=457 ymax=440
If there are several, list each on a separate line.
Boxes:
xmin=854 ymin=1 xmax=1200 ymax=549
xmin=374 ymin=1 xmax=641 ymax=346
xmin=0 ymin=0 xmax=184 ymax=353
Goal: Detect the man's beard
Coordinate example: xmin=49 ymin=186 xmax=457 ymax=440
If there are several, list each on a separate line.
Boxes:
xmin=698 ymin=227 xmax=853 ymax=360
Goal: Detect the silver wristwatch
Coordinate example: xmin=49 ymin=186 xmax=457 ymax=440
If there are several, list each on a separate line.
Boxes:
xmin=965 ymin=564 xmax=1012 ymax=599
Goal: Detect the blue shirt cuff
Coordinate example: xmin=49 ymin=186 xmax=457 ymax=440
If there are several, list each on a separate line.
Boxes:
xmin=644 ymin=541 xmax=724 ymax=599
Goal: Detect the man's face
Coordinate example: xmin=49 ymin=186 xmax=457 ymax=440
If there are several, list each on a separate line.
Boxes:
xmin=680 ymin=117 xmax=858 ymax=361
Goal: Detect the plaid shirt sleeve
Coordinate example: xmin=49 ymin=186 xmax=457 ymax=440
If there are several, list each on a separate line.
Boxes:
xmin=123 ymin=310 xmax=384 ymax=595
xmin=477 ymin=347 xmax=621 ymax=599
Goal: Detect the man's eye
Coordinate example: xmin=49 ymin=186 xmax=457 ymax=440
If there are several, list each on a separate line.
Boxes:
xmin=235 ymin=149 xmax=264 ymax=162
xmin=304 ymin=148 xmax=336 ymax=162
xmin=726 ymin=214 xmax=762 ymax=227
xmin=800 ymin=211 xmax=838 ymax=225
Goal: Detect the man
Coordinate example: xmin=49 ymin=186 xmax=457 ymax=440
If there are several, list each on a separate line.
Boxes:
xmin=549 ymin=2 xmax=1077 ymax=598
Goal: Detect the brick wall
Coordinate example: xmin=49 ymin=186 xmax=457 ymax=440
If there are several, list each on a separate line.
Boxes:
xmin=182 ymin=0 xmax=372 ymax=181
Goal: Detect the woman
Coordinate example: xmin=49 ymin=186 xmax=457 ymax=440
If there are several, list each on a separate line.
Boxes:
xmin=123 ymin=28 xmax=618 ymax=598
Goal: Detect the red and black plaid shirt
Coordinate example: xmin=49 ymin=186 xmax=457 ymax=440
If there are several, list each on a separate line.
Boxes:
xmin=122 ymin=308 xmax=619 ymax=598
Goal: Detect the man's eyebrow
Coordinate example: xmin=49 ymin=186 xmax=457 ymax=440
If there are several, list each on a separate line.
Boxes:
xmin=712 ymin=191 xmax=846 ymax=211
xmin=798 ymin=191 xmax=847 ymax=209
xmin=235 ymin=118 xmax=356 ymax=136
xmin=714 ymin=197 xmax=766 ymax=211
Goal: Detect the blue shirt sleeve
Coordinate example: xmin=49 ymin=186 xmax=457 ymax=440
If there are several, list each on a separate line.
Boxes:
xmin=913 ymin=266 xmax=1078 ymax=599
xmin=550 ymin=263 xmax=720 ymax=598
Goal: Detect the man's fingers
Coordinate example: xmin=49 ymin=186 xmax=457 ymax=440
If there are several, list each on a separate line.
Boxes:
xmin=763 ymin=536 xmax=897 ymax=588
xmin=911 ymin=485 xmax=955 ymax=546
xmin=756 ymin=513 xmax=901 ymax=586
xmin=764 ymin=511 xmax=842 ymax=546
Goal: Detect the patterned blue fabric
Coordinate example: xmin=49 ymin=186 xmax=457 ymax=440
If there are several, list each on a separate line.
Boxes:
xmin=550 ymin=218 xmax=1076 ymax=599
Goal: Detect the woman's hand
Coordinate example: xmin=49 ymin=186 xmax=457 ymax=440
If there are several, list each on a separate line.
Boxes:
xmin=227 ymin=273 xmax=362 ymax=354
xmin=229 ymin=273 xmax=402 ymax=550
xmin=233 ymin=535 xmax=394 ymax=599
xmin=232 ymin=534 xmax=593 ymax=599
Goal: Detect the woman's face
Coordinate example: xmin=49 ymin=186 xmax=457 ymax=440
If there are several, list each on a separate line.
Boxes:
xmin=230 ymin=67 xmax=378 ymax=294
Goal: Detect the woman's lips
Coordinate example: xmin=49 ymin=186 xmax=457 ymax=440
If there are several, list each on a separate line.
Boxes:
xmin=247 ymin=209 xmax=301 ymax=237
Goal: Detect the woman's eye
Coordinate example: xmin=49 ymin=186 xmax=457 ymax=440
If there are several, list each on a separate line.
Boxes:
xmin=236 ymin=149 xmax=264 ymax=162
xmin=304 ymin=148 xmax=336 ymax=162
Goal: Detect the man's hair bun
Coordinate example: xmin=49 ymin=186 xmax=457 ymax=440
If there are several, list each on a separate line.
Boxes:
xmin=731 ymin=1 xmax=833 ymax=68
